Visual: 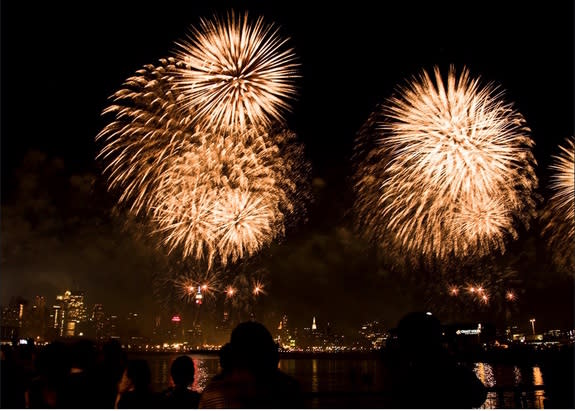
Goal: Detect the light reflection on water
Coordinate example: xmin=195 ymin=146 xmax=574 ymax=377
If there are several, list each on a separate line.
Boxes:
xmin=513 ymin=365 xmax=522 ymax=385
xmin=137 ymin=354 xmax=545 ymax=409
xmin=474 ymin=362 xmax=496 ymax=387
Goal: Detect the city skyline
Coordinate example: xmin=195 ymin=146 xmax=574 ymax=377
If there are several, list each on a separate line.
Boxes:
xmin=1 ymin=1 xmax=574 ymax=333
xmin=3 ymin=287 xmax=569 ymax=350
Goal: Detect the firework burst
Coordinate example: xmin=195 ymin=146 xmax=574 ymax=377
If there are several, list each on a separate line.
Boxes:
xmin=151 ymin=127 xmax=307 ymax=267
xmin=353 ymin=66 xmax=538 ymax=266
xmin=172 ymin=10 xmax=299 ymax=132
xmin=426 ymin=260 xmax=523 ymax=324
xmin=541 ymin=137 xmax=575 ymax=272
xmin=173 ymin=270 xmax=223 ymax=304
xmin=96 ymin=55 xmax=309 ymax=268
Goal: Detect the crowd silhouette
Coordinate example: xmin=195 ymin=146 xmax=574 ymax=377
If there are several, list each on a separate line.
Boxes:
xmin=4 ymin=315 xmax=568 ymax=409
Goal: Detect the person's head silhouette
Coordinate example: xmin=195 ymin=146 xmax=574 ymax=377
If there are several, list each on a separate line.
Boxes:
xmin=226 ymin=321 xmax=279 ymax=373
xmin=396 ymin=311 xmax=442 ymax=355
xmin=170 ymin=355 xmax=195 ymax=388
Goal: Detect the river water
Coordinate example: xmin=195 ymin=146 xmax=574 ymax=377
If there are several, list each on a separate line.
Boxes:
xmin=133 ymin=353 xmax=546 ymax=408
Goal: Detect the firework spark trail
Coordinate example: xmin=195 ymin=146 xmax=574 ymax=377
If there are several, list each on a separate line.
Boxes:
xmin=542 ymin=137 xmax=575 ymax=272
xmin=353 ymin=66 xmax=538 ymax=266
xmin=96 ymin=58 xmax=195 ymax=216
xmin=173 ymin=11 xmax=299 ymax=132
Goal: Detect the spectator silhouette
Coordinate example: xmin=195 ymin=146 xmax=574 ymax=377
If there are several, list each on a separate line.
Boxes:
xmin=93 ymin=339 xmax=128 ymax=408
xmin=161 ymin=355 xmax=201 ymax=408
xmin=1 ymin=344 xmax=27 ymax=408
xmin=199 ymin=321 xmax=303 ymax=408
xmin=115 ymin=359 xmax=158 ymax=408
xmin=383 ymin=311 xmax=487 ymax=408
xmin=540 ymin=344 xmax=574 ymax=408
xmin=27 ymin=341 xmax=70 ymax=408
xmin=59 ymin=339 xmax=99 ymax=408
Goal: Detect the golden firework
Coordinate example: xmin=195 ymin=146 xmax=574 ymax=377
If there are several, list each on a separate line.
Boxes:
xmin=542 ymin=137 xmax=575 ymax=272
xmin=173 ymin=10 xmax=299 ymax=132
xmin=353 ymin=66 xmax=538 ymax=266
xmin=97 ymin=57 xmax=309 ymax=268
xmin=150 ymin=127 xmax=306 ymax=267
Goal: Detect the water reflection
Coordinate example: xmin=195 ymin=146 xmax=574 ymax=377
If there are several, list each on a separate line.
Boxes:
xmin=474 ymin=362 xmax=496 ymax=387
xmin=513 ymin=366 xmax=522 ymax=385
xmin=191 ymin=357 xmax=215 ymax=392
xmin=533 ymin=366 xmax=543 ymax=386
xmin=533 ymin=366 xmax=545 ymax=408
xmin=139 ymin=355 xmax=546 ymax=409
xmin=311 ymin=359 xmax=319 ymax=393
xmin=136 ymin=353 xmax=220 ymax=393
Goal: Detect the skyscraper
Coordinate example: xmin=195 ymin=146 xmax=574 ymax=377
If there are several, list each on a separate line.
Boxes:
xmin=91 ymin=304 xmax=105 ymax=340
xmin=54 ymin=290 xmax=88 ymax=337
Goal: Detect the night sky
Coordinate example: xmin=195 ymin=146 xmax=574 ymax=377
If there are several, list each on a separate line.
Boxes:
xmin=1 ymin=1 xmax=573 ymax=334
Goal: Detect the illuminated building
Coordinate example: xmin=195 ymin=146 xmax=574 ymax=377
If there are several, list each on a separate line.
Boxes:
xmin=91 ymin=304 xmax=105 ymax=340
xmin=56 ymin=290 xmax=88 ymax=337
xmin=359 ymin=320 xmax=387 ymax=349
xmin=26 ymin=296 xmax=48 ymax=340
xmin=0 ymin=297 xmax=26 ymax=341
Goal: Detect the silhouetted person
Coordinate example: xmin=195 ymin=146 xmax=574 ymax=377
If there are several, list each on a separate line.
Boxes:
xmin=115 ymin=359 xmax=158 ymax=408
xmin=383 ymin=311 xmax=487 ymax=408
xmin=161 ymin=355 xmax=201 ymax=408
xmin=60 ymin=339 xmax=99 ymax=408
xmin=1 ymin=344 xmax=27 ymax=408
xmin=199 ymin=321 xmax=303 ymax=408
xmin=93 ymin=339 xmax=128 ymax=408
xmin=540 ymin=344 xmax=575 ymax=408
xmin=27 ymin=341 xmax=70 ymax=408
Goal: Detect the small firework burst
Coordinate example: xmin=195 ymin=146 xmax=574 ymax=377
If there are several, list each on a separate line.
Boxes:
xmin=173 ymin=270 xmax=223 ymax=304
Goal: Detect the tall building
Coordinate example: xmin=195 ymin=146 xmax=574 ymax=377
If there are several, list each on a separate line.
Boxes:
xmin=91 ymin=304 xmax=106 ymax=340
xmin=25 ymin=296 xmax=48 ymax=340
xmin=66 ymin=291 xmax=87 ymax=333
xmin=125 ymin=312 xmax=146 ymax=344
xmin=1 ymin=297 xmax=27 ymax=340
xmin=54 ymin=290 xmax=88 ymax=337
xmin=359 ymin=320 xmax=386 ymax=349
xmin=277 ymin=313 xmax=294 ymax=349
xmin=50 ymin=301 xmax=64 ymax=337
xmin=104 ymin=314 xmax=120 ymax=340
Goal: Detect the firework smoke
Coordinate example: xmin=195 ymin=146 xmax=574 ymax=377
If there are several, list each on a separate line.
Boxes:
xmin=353 ymin=66 xmax=538 ymax=266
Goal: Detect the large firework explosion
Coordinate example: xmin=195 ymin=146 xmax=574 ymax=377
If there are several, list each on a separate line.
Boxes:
xmin=172 ymin=10 xmax=299 ymax=132
xmin=353 ymin=66 xmax=538 ymax=267
xmin=541 ymin=137 xmax=575 ymax=273
xmin=96 ymin=13 xmax=309 ymax=269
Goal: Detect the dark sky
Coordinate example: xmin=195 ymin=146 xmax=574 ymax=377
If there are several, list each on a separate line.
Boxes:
xmin=1 ymin=1 xmax=573 ymax=334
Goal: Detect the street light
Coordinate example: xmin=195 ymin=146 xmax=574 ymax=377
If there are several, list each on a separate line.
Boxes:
xmin=529 ymin=318 xmax=536 ymax=335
